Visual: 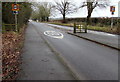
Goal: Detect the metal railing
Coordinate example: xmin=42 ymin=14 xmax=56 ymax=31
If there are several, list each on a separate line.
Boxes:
xmin=73 ymin=23 xmax=87 ymax=33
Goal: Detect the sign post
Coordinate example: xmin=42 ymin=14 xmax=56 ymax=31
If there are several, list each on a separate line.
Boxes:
xmin=110 ymin=6 xmax=115 ymax=28
xmin=15 ymin=13 xmax=18 ymax=32
xmin=12 ymin=3 xmax=19 ymax=32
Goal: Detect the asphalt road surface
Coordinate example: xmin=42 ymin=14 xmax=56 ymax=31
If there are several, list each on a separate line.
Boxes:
xmin=30 ymin=21 xmax=118 ymax=80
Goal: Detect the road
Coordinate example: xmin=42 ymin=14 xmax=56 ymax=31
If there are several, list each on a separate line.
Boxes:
xmin=30 ymin=21 xmax=118 ymax=80
xmin=18 ymin=22 xmax=74 ymax=80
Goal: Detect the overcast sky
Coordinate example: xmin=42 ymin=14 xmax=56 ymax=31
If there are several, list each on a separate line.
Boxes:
xmin=34 ymin=0 xmax=120 ymax=18
xmin=1 ymin=0 xmax=120 ymax=18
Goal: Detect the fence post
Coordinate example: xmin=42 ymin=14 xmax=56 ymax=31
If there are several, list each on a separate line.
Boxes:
xmin=79 ymin=25 xmax=81 ymax=32
xmin=85 ymin=24 xmax=87 ymax=33
xmin=74 ymin=23 xmax=76 ymax=33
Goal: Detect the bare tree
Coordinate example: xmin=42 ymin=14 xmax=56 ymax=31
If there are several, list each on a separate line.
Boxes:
xmin=31 ymin=2 xmax=54 ymax=22
xmin=54 ymin=0 xmax=78 ymax=23
xmin=80 ymin=0 xmax=109 ymax=25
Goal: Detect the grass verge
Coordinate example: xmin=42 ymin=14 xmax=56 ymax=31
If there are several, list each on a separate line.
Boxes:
xmin=49 ymin=22 xmax=119 ymax=34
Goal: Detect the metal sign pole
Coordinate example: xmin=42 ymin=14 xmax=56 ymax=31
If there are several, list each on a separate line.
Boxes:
xmin=111 ymin=14 xmax=113 ymax=28
xmin=15 ymin=13 xmax=18 ymax=32
xmin=15 ymin=1 xmax=18 ymax=32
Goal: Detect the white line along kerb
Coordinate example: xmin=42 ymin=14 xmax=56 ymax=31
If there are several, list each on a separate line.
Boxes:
xmin=44 ymin=31 xmax=64 ymax=39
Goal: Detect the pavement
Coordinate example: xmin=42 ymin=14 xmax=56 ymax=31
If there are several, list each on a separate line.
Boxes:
xmin=17 ymin=22 xmax=75 ymax=80
xmin=26 ymin=21 xmax=118 ymax=80
xmin=48 ymin=24 xmax=119 ymax=50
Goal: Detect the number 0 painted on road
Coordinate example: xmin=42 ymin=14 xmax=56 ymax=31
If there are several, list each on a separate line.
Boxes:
xmin=44 ymin=31 xmax=64 ymax=39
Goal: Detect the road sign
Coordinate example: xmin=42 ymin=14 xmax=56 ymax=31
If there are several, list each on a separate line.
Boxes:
xmin=12 ymin=3 xmax=19 ymax=32
xmin=110 ymin=6 xmax=115 ymax=13
xmin=12 ymin=4 xmax=19 ymax=11
xmin=13 ymin=11 xmax=18 ymax=14
xmin=110 ymin=6 xmax=115 ymax=28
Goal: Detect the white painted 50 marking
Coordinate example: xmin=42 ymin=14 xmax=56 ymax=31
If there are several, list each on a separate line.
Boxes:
xmin=44 ymin=31 xmax=64 ymax=39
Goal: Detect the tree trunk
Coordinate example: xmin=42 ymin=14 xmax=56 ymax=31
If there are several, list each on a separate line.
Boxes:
xmin=85 ymin=12 xmax=92 ymax=33
xmin=62 ymin=14 xmax=66 ymax=23
xmin=47 ymin=17 xmax=49 ymax=22
xmin=85 ymin=5 xmax=93 ymax=33
xmin=87 ymin=11 xmax=92 ymax=25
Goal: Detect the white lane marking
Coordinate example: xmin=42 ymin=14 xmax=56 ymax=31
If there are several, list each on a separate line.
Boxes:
xmin=89 ymin=30 xmax=117 ymax=37
xmin=44 ymin=31 xmax=64 ymax=39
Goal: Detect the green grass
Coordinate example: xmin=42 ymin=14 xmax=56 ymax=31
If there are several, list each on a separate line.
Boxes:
xmin=86 ymin=26 xmax=118 ymax=34
xmin=50 ymin=22 xmax=74 ymax=27
xmin=49 ymin=22 xmax=118 ymax=34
